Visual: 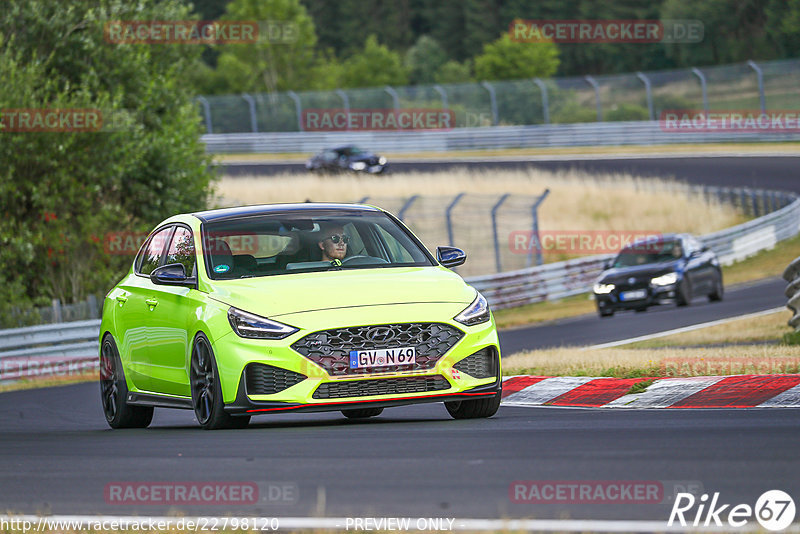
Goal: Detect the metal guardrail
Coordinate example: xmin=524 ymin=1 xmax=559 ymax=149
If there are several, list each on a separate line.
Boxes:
xmin=202 ymin=121 xmax=800 ymax=154
xmin=467 ymin=186 xmax=800 ymax=310
xmin=0 ymin=320 xmax=100 ymax=382
xmin=783 ymin=257 xmax=800 ymax=329
xmin=1 ymin=185 xmax=797 ymax=382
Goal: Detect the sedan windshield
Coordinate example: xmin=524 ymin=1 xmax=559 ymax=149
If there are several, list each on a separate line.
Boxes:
xmin=612 ymin=239 xmax=683 ymax=268
xmin=201 ymin=210 xmax=434 ymax=279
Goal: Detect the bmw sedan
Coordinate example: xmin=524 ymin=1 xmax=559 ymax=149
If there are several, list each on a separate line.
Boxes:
xmin=305 ymin=145 xmax=387 ymax=174
xmin=593 ymin=233 xmax=723 ymax=317
xmin=99 ymin=203 xmax=501 ymax=429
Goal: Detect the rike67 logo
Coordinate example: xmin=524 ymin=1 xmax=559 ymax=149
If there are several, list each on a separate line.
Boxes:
xmin=669 ymin=490 xmax=795 ymax=531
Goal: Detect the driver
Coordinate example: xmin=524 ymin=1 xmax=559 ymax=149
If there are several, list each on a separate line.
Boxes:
xmin=317 ymin=224 xmax=349 ymax=262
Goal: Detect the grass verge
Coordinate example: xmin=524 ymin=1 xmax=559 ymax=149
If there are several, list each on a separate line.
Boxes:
xmin=0 ymin=372 xmax=97 ymax=393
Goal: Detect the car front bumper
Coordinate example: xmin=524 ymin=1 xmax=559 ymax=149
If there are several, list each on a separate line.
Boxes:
xmin=595 ymin=283 xmax=679 ymax=311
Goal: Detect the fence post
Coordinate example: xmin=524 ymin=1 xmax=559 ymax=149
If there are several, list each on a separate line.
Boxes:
xmin=358 ymin=196 xmax=370 ymax=204
xmin=747 ymin=60 xmax=767 ymax=113
xmin=398 ymin=195 xmax=419 ymax=222
xmin=691 ymin=67 xmax=709 ymax=114
xmin=242 ymin=94 xmax=258 ymax=133
xmin=481 ymin=81 xmax=499 ymax=126
xmin=491 ymin=194 xmax=510 ymax=272
xmin=52 ymin=299 xmax=62 ymax=324
xmin=287 ymin=90 xmax=303 ymax=131
xmin=88 ymin=294 xmax=98 ymax=319
xmin=195 ymin=96 xmax=213 ymax=134
xmin=636 ymin=72 xmax=655 ymax=121
xmin=433 ymin=85 xmax=449 ymax=110
xmin=336 ymin=89 xmax=350 ymax=131
xmin=533 ymin=78 xmax=550 ymax=124
xmin=384 ymin=86 xmax=400 ymax=111
xmin=584 ymin=76 xmax=602 ymax=121
xmin=529 ymin=189 xmax=551 ymax=267
xmin=445 ymin=193 xmax=466 ymax=246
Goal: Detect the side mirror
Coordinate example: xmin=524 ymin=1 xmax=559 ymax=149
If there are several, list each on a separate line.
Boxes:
xmin=603 ymin=258 xmax=614 ymax=270
xmin=437 ymin=246 xmax=466 ymax=268
xmin=150 ymin=263 xmax=196 ymax=287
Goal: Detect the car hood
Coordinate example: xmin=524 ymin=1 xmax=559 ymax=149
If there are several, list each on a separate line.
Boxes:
xmin=599 ymin=260 xmax=681 ymax=283
xmin=206 ymin=266 xmax=476 ymax=317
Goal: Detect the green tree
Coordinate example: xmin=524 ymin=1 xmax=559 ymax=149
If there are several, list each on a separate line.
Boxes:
xmin=0 ymin=0 xmax=214 ymax=323
xmin=435 ymin=60 xmax=473 ymax=84
xmin=405 ymin=36 xmax=449 ymax=85
xmin=474 ymin=34 xmax=559 ymax=80
xmin=340 ymin=35 xmax=408 ymax=88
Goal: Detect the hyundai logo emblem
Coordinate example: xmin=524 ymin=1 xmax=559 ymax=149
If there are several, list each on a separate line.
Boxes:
xmin=367 ymin=326 xmax=396 ymax=343
xmin=627 ymin=277 xmax=636 ymax=284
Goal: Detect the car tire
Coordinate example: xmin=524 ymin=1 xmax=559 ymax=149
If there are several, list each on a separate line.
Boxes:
xmin=100 ymin=334 xmax=153 ymax=429
xmin=191 ymin=333 xmax=250 ymax=430
xmin=708 ymin=273 xmax=724 ymax=302
xmin=677 ymin=280 xmax=692 ymax=307
xmin=598 ymin=308 xmax=614 ymax=318
xmin=342 ymin=407 xmax=384 ymax=419
xmin=445 ymin=393 xmax=501 ymax=419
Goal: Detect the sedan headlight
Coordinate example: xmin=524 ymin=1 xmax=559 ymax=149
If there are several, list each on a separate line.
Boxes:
xmin=227 ymin=307 xmax=298 ymax=339
xmin=593 ymin=283 xmax=615 ymax=294
xmin=378 ymin=156 xmax=387 ymax=165
xmin=651 ymin=272 xmax=678 ymax=286
xmin=454 ymin=292 xmax=490 ymax=326
xmin=350 ymin=161 xmax=367 ymax=171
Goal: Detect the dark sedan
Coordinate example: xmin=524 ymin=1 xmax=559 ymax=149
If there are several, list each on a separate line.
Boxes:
xmin=593 ymin=233 xmax=723 ymax=317
xmin=305 ymin=145 xmax=387 ymax=174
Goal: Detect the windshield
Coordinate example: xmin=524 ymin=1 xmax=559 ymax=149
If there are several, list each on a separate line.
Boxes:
xmin=201 ymin=210 xmax=434 ymax=279
xmin=612 ymin=239 xmax=683 ymax=268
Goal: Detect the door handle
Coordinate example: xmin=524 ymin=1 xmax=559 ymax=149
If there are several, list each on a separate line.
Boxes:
xmin=145 ymin=298 xmax=159 ymax=308
xmin=115 ymin=295 xmax=128 ymax=303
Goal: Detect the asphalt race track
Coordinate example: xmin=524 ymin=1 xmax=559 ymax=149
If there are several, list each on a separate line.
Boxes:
xmin=2 ymin=155 xmax=799 ymax=523
xmin=3 ymin=382 xmax=800 ymax=521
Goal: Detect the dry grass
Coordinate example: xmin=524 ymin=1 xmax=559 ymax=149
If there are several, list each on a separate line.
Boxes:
xmin=503 ymin=344 xmax=800 ymax=378
xmin=493 ymin=294 xmax=596 ymax=329
xmin=0 ymin=372 xmax=97 ymax=393
xmin=627 ymin=309 xmax=793 ymax=349
xmin=723 ymin=232 xmax=800 ymax=286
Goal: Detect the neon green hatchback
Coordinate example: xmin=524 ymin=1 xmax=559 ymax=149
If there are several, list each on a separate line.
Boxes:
xmin=100 ymin=203 xmax=502 ymax=429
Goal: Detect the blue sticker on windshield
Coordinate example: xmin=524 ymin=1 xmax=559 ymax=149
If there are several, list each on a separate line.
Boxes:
xmin=214 ymin=264 xmax=230 ymax=273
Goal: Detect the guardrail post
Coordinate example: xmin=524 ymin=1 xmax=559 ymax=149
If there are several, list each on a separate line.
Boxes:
xmin=195 ymin=96 xmax=213 ymax=134
xmin=747 ymin=60 xmax=767 ymax=114
xmin=384 ymin=86 xmax=400 ymax=111
xmin=533 ymin=78 xmax=550 ymax=124
xmin=751 ymin=190 xmax=760 ymax=217
xmin=481 ymin=81 xmax=499 ymax=126
xmin=491 ymin=194 xmax=510 ymax=272
xmin=336 ymin=89 xmax=350 ymax=131
xmin=584 ymin=76 xmax=602 ymax=122
xmin=691 ymin=68 xmax=709 ymax=114
xmin=287 ymin=90 xmax=303 ymax=131
xmin=529 ymin=189 xmax=550 ymax=267
xmin=88 ymin=294 xmax=98 ymax=319
xmin=445 ymin=193 xmax=466 ymax=246
xmin=636 ymin=72 xmax=655 ymax=121
xmin=433 ymin=85 xmax=449 ymax=110
xmin=242 ymin=94 xmax=258 ymax=133
xmin=398 ymin=195 xmax=419 ymax=222
xmin=358 ymin=196 xmax=370 ymax=204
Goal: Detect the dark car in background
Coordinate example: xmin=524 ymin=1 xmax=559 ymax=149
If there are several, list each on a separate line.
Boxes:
xmin=305 ymin=145 xmax=388 ymax=174
xmin=593 ymin=233 xmax=723 ymax=317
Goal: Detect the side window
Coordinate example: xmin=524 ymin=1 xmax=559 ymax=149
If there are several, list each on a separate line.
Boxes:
xmin=166 ymin=226 xmax=195 ymax=275
xmin=376 ymin=225 xmax=414 ymax=263
xmin=136 ymin=226 xmax=173 ymax=275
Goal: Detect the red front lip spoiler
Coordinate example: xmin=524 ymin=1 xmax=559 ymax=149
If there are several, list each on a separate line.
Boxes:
xmin=244 ymin=390 xmax=498 ymax=413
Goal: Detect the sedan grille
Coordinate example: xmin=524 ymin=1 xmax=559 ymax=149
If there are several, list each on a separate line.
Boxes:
xmin=453 ymin=347 xmax=497 ymax=379
xmin=245 ymin=363 xmax=307 ymax=395
xmin=312 ymin=375 xmax=450 ymax=399
xmin=291 ymin=323 xmax=464 ymax=376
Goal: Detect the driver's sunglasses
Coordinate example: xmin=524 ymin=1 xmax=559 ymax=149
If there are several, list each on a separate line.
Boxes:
xmin=325 ymin=234 xmax=350 ymax=244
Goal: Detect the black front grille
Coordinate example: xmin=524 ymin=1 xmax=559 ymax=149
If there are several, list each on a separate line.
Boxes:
xmin=245 ymin=363 xmax=307 ymax=395
xmin=291 ymin=323 xmax=464 ymax=376
xmin=453 ymin=347 xmax=497 ymax=379
xmin=312 ymin=375 xmax=450 ymax=399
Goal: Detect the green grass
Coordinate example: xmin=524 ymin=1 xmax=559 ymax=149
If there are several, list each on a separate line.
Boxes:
xmin=626 ymin=378 xmax=656 ymax=395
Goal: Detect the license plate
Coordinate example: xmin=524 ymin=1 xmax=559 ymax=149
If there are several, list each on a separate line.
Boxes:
xmin=349 ymin=347 xmax=416 ymax=369
xmin=620 ymin=289 xmax=647 ymax=301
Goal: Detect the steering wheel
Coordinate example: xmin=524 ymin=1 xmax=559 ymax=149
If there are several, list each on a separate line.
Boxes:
xmin=341 ymin=255 xmax=389 ymax=265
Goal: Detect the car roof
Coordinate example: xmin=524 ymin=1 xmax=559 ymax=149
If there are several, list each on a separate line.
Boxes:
xmin=192 ymin=202 xmax=381 ymax=223
xmin=621 ymin=232 xmax=686 ymax=249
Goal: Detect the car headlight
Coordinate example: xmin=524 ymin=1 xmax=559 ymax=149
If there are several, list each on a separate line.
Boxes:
xmin=350 ymin=162 xmax=367 ymax=171
xmin=227 ymin=307 xmax=298 ymax=339
xmin=378 ymin=156 xmax=387 ymax=165
xmin=651 ymin=272 xmax=678 ymax=286
xmin=454 ymin=292 xmax=490 ymax=326
xmin=593 ymin=283 xmax=615 ymax=294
